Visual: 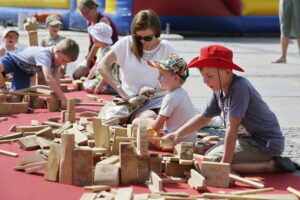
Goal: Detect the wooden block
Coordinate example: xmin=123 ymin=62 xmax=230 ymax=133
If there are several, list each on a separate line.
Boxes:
xmin=165 ymin=161 xmax=192 ymax=177
xmin=36 ymin=136 xmax=52 ymax=149
xmin=45 ymin=143 xmax=61 ymax=182
xmin=0 ymin=102 xmax=29 ymax=114
xmin=127 ymin=124 xmax=133 ymax=137
xmin=120 ymin=142 xmax=138 ymax=185
xmin=19 ymin=153 xmax=47 ymax=166
xmin=32 ymin=97 xmax=46 ymax=108
xmin=79 ymin=193 xmax=97 ymax=200
xmin=162 ymin=177 xmax=187 ymax=183
xmin=73 ymin=148 xmax=93 ymax=186
xmin=97 ymin=155 xmax=119 ymax=165
xmin=84 ymin=185 xmax=111 ymax=192
xmin=149 ymin=155 xmax=162 ymax=176
xmin=28 ymin=31 xmax=39 ymax=46
xmin=47 ymin=97 xmax=60 ymax=112
xmin=115 ymin=187 xmax=133 ymax=200
xmin=203 ymin=193 xmax=298 ymax=200
xmin=189 ymin=169 xmax=206 ymax=190
xmin=0 ymin=117 xmax=8 ymax=122
xmin=18 ymin=135 xmax=39 ymax=150
xmin=25 ymin=163 xmax=47 ymax=174
xmin=137 ymin=156 xmax=149 ymax=183
xmin=61 ymin=110 xmax=66 ymax=123
xmin=94 ymin=164 xmax=120 ymax=186
xmin=14 ymin=161 xmax=47 ymax=171
xmin=177 ymin=142 xmax=194 ymax=160
xmin=79 ymin=111 xmax=98 ymax=118
xmin=287 ymin=187 xmax=300 ymax=198
xmin=35 ymin=127 xmax=54 ymax=140
xmin=31 ymin=120 xmax=39 ymax=126
xmin=114 ymin=127 xmax=127 ymax=137
xmin=111 ymin=136 xmax=133 ymax=155
xmin=201 ymin=161 xmax=230 ymax=188
xmin=98 ymin=124 xmax=111 ymax=154
xmin=79 ymin=117 xmax=89 ymax=126
xmin=92 ymin=117 xmax=102 ymax=148
xmin=136 ymin=119 xmax=148 ymax=157
xmin=66 ymin=99 xmax=76 ymax=123
xmin=103 ymin=118 xmax=120 ymax=126
xmin=229 ymin=173 xmax=264 ymax=189
xmin=0 ymin=149 xmax=18 ymax=157
xmin=88 ymin=140 xmax=95 ymax=148
xmin=42 ymin=121 xmax=63 ymax=129
xmin=0 ymin=132 xmax=23 ymax=140
xmin=160 ymin=139 xmax=173 ymax=151
xmin=86 ymin=94 xmax=100 ymax=101
xmin=59 ymin=133 xmax=75 ymax=185
xmin=149 ymin=171 xmax=163 ymax=193
xmin=231 ymin=187 xmax=274 ymax=195
xmin=13 ymin=125 xmax=50 ymax=133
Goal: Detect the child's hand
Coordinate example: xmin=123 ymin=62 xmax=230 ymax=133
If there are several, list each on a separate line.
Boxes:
xmin=0 ymin=48 xmax=6 ymax=57
xmin=60 ymin=99 xmax=67 ymax=110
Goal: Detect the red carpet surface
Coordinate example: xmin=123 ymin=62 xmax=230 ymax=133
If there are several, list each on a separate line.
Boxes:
xmin=0 ymin=91 xmax=300 ymax=200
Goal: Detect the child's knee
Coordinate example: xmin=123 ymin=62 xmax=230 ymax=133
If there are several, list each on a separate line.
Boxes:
xmin=0 ymin=63 xmax=4 ymax=72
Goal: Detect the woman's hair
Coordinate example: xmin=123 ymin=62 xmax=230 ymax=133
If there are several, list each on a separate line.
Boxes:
xmin=131 ymin=10 xmax=162 ymax=61
xmin=78 ymin=0 xmax=99 ymax=9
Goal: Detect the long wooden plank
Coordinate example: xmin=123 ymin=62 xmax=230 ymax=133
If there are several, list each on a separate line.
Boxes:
xmin=229 ymin=173 xmax=264 ymax=189
xmin=0 ymin=102 xmax=28 ymax=114
xmin=0 ymin=149 xmax=18 ymax=157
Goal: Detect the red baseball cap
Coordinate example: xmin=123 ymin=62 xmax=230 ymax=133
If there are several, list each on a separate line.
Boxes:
xmin=187 ymin=45 xmax=244 ymax=72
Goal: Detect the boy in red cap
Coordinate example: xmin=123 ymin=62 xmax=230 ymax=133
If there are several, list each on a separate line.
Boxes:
xmin=163 ymin=45 xmax=297 ymax=173
xmin=133 ymin=54 xmax=197 ymax=144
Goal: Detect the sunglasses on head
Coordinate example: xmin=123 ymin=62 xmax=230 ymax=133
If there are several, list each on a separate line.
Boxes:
xmin=134 ymin=34 xmax=154 ymax=42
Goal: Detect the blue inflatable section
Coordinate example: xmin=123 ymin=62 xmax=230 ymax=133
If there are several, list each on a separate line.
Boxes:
xmin=0 ymin=0 xmax=280 ymax=35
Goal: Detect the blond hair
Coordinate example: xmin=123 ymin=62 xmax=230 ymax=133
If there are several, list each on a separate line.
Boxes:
xmin=131 ymin=10 xmax=162 ymax=61
xmin=55 ymin=38 xmax=79 ymax=61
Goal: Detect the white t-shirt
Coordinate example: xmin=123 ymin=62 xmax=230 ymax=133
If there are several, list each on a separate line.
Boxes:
xmin=159 ymin=87 xmax=197 ymax=142
xmin=111 ymin=36 xmax=176 ymax=97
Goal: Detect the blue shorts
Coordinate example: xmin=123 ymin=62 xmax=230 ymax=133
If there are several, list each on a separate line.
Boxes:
xmin=0 ymin=54 xmax=32 ymax=91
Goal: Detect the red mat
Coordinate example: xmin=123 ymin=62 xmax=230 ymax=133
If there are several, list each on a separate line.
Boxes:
xmin=0 ymin=91 xmax=299 ymax=200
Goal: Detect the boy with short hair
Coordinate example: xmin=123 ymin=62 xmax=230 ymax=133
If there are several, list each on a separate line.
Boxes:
xmin=41 ymin=15 xmax=66 ymax=76
xmin=41 ymin=15 xmax=65 ymax=47
xmin=0 ymin=38 xmax=79 ymax=109
xmin=133 ymin=54 xmax=197 ymax=143
xmin=0 ymin=27 xmax=19 ymax=57
xmin=83 ymin=22 xmax=119 ymax=94
xmin=163 ymin=45 xmax=296 ymax=173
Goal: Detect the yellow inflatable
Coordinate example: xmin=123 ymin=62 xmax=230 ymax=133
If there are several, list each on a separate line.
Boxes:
xmin=242 ymin=0 xmax=279 ymax=16
xmin=0 ymin=0 xmax=70 ymax=9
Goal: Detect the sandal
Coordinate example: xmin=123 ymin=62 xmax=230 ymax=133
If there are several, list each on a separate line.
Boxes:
xmin=273 ymin=156 xmax=296 ymax=173
xmin=271 ymin=58 xmax=286 ymax=64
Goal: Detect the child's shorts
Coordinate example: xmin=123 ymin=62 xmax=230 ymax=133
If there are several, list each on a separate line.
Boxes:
xmin=205 ymin=135 xmax=280 ymax=164
xmin=0 ymin=54 xmax=32 ymax=91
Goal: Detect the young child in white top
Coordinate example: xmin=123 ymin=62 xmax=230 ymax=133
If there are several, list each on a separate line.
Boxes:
xmin=0 ymin=27 xmax=19 ymax=57
xmin=133 ymin=54 xmax=197 ymax=143
xmin=83 ymin=22 xmax=119 ymax=94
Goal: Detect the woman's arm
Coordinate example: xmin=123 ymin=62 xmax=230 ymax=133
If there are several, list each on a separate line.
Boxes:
xmin=98 ymin=51 xmax=129 ymax=99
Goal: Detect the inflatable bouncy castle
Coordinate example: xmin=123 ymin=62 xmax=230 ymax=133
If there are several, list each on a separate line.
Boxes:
xmin=0 ymin=0 xmax=280 ymax=35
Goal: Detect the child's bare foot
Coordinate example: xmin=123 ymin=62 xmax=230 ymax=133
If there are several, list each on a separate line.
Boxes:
xmin=271 ymin=58 xmax=286 ymax=63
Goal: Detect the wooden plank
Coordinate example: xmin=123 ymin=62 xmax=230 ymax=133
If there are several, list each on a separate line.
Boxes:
xmin=47 ymin=97 xmax=60 ymax=112
xmin=79 ymin=193 xmax=97 ymax=200
xmin=44 ymin=143 xmax=61 ymax=182
xmin=0 ymin=102 xmax=29 ymax=114
xmin=25 ymin=163 xmax=47 ymax=174
xmin=165 ymin=161 xmax=192 ymax=177
xmin=73 ymin=148 xmax=93 ymax=186
xmin=137 ymin=156 xmax=149 ymax=183
xmin=189 ymin=169 xmax=206 ymax=190
xmin=115 ymin=187 xmax=133 ymax=200
xmin=150 ymin=171 xmax=163 ymax=193
xmin=203 ymin=193 xmax=298 ymax=200
xmin=0 ymin=132 xmax=23 ymax=140
xmin=19 ymin=153 xmax=47 ymax=166
xmin=59 ymin=133 xmax=75 ymax=185
xmin=149 ymin=155 xmax=162 ymax=176
xmin=201 ymin=161 xmax=230 ymax=188
xmin=13 ymin=125 xmax=50 ymax=133
xmin=97 ymin=155 xmax=119 ymax=165
xmin=230 ymin=187 xmax=274 ymax=195
xmin=84 ymin=185 xmax=111 ymax=192
xmin=229 ymin=173 xmax=264 ymax=189
xmin=35 ymin=127 xmax=54 ymax=140
xmin=92 ymin=117 xmax=102 ymax=148
xmin=0 ymin=117 xmax=8 ymax=122
xmin=0 ymin=149 xmax=18 ymax=157
xmin=36 ymin=136 xmax=52 ymax=149
xmin=94 ymin=164 xmax=120 ymax=187
xmin=136 ymin=119 xmax=148 ymax=156
xmin=120 ymin=142 xmax=138 ymax=185
xmin=66 ymin=99 xmax=76 ymax=123
xmin=287 ymin=187 xmax=300 ymax=198
xmin=17 ymin=135 xmax=39 ymax=150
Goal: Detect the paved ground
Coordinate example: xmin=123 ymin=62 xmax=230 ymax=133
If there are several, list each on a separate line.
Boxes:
xmin=3 ymin=28 xmax=300 ymax=164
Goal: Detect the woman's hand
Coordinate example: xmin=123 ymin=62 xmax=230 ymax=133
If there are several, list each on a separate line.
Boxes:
xmin=139 ymin=86 xmax=156 ymax=95
xmin=116 ymin=85 xmax=130 ymax=99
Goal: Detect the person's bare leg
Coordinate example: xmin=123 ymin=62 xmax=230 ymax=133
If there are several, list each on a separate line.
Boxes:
xmin=232 ymin=160 xmax=280 ymax=173
xmin=273 ymin=34 xmax=289 ymax=63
